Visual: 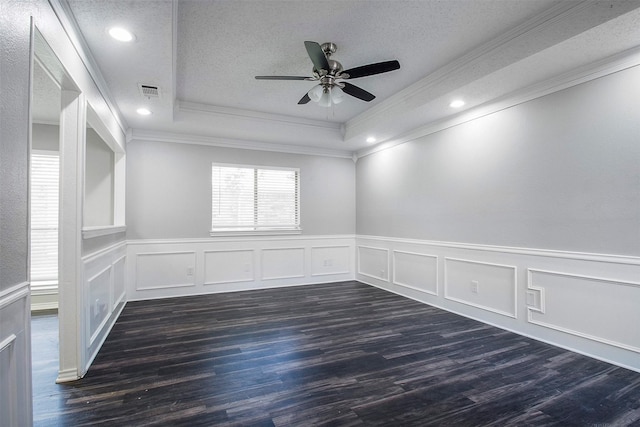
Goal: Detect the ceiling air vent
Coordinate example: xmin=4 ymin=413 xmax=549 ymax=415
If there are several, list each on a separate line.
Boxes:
xmin=138 ymin=83 xmax=161 ymax=99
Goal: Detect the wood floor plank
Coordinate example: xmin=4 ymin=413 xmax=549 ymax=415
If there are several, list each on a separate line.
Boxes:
xmin=32 ymin=281 xmax=640 ymax=426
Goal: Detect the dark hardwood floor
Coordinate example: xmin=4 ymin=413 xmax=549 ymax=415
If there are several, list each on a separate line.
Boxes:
xmin=32 ymin=281 xmax=640 ymax=426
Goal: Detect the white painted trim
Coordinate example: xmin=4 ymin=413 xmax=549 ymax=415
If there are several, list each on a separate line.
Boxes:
xmin=310 ymin=245 xmax=351 ymax=277
xmin=357 ymin=245 xmax=390 ymax=282
xmin=127 ymin=234 xmax=356 ymax=245
xmin=178 ymin=100 xmax=342 ymax=131
xmin=86 ymin=265 xmax=112 ymax=346
xmin=56 ymin=368 xmax=79 ymax=384
xmin=356 ymin=235 xmax=640 ymax=265
xmin=127 ymin=129 xmax=352 ymax=159
xmin=135 ymin=251 xmax=197 ymax=291
xmin=82 ymin=240 xmax=127 ymax=264
xmin=526 ymin=268 xmax=640 ymax=354
xmin=0 ymin=334 xmax=17 ymax=353
xmin=360 ymin=277 xmax=640 ymax=374
xmin=443 ymin=257 xmax=517 ymax=319
xmin=355 ymin=47 xmax=640 ymax=160
xmin=82 ymin=225 xmax=126 ymax=239
xmin=210 ymin=229 xmax=302 ymax=238
xmin=260 ymin=247 xmax=306 ymax=281
xmin=203 ymin=249 xmax=256 ymax=285
xmin=112 ymin=255 xmax=127 ymax=308
xmin=392 ymin=250 xmax=439 ymax=296
xmin=135 ymin=282 xmax=196 ymax=292
xmin=31 ymin=301 xmax=59 ymax=312
xmin=0 ymin=282 xmax=31 ymax=309
xmin=50 ymin=0 xmax=127 ymax=133
xmin=525 ymin=271 xmax=545 ymax=315
xmin=348 ymin=1 xmax=589 ymax=139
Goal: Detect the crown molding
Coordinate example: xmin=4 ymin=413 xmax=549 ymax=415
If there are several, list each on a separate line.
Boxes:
xmin=356 ymin=46 xmax=640 ymax=160
xmin=344 ymin=0 xmax=640 ymax=143
xmin=177 ymin=100 xmax=343 ymax=132
xmin=171 ymin=0 xmax=178 ymax=119
xmin=49 ymin=0 xmax=128 ymax=134
xmin=127 ymin=129 xmax=353 ymax=159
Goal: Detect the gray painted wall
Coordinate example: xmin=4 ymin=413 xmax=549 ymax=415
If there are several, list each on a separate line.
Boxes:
xmin=33 ymin=123 xmax=60 ymax=151
xmin=84 ymin=128 xmax=114 ymax=227
xmin=126 ymin=141 xmax=356 ymax=239
xmin=0 ymin=1 xmax=32 ymax=291
xmin=356 ymin=65 xmax=640 ymax=256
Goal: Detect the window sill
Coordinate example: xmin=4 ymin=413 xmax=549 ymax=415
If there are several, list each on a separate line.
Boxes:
xmin=82 ymin=225 xmax=126 ymax=239
xmin=209 ymin=228 xmax=302 ymax=238
xmin=31 ymin=280 xmax=58 ymax=295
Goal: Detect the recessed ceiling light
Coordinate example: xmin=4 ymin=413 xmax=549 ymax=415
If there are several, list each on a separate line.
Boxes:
xmin=449 ymin=100 xmax=465 ymax=108
xmin=136 ymin=108 xmax=151 ymax=116
xmin=108 ymin=27 xmax=134 ymax=42
xmin=366 ymin=136 xmax=376 ymax=143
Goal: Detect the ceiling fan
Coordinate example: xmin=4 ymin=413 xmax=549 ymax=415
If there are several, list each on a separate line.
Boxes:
xmin=255 ymin=41 xmax=400 ymax=107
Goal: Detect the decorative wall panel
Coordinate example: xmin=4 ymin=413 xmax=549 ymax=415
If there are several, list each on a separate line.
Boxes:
xmin=136 ymin=251 xmax=197 ymax=290
xmin=528 ymin=269 xmax=640 ymax=353
xmin=445 ymin=257 xmax=517 ymax=318
xmin=204 ymin=250 xmax=254 ymax=285
xmin=261 ymin=248 xmax=305 ymax=280
xmin=311 ymin=246 xmax=350 ymax=276
xmin=393 ymin=250 xmax=438 ymax=295
xmin=357 ymin=246 xmax=389 ymax=281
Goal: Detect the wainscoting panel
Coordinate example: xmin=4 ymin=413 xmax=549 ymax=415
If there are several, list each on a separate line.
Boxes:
xmin=445 ymin=257 xmax=517 ymax=318
xmin=204 ymin=250 xmax=254 ymax=285
xmin=355 ymin=235 xmax=640 ymax=373
xmin=135 ymin=251 xmax=197 ymax=290
xmin=126 ymin=235 xmax=355 ymax=301
xmin=311 ymin=246 xmax=350 ymax=277
xmin=82 ymin=241 xmax=127 ymax=374
xmin=357 ymin=246 xmax=390 ymax=281
xmin=87 ymin=266 xmax=111 ymax=344
xmin=113 ymin=256 xmax=126 ymax=306
xmin=0 ymin=283 xmax=32 ymax=427
xmin=262 ymin=248 xmax=305 ymax=280
xmin=528 ymin=269 xmax=640 ymax=354
xmin=393 ymin=250 xmax=438 ymax=295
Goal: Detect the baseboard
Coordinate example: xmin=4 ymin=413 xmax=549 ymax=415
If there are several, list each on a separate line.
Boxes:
xmin=355 ymin=234 xmax=640 ymax=373
xmin=56 ymin=368 xmax=79 ymax=383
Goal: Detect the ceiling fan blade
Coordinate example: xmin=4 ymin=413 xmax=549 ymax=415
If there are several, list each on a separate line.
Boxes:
xmin=304 ymin=41 xmax=329 ymax=72
xmin=343 ymin=60 xmax=400 ymax=79
xmin=298 ymin=93 xmax=311 ymax=104
xmin=342 ymin=82 xmax=375 ymax=102
xmin=255 ymin=76 xmax=311 ymax=80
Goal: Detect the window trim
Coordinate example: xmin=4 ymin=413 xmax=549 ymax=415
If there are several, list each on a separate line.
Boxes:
xmin=30 ymin=150 xmax=60 ymax=288
xmin=210 ymin=162 xmax=301 ymax=236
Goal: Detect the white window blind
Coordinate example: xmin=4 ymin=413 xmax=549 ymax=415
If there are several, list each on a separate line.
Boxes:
xmin=30 ymin=152 xmax=59 ymax=284
xmin=211 ymin=164 xmax=299 ymax=232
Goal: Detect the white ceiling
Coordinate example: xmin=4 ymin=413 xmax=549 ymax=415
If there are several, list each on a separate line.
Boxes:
xmin=52 ymin=0 xmax=640 ymax=155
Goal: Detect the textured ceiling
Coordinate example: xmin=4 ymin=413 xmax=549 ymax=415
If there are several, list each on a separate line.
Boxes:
xmin=53 ymin=0 xmax=640 ymax=154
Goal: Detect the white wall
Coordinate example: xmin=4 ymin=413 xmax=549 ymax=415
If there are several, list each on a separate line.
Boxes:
xmin=355 ymin=65 xmax=640 ymax=372
xmin=84 ymin=128 xmax=114 ymax=227
xmin=126 ymin=140 xmax=356 ymax=239
xmin=125 ymin=140 xmax=357 ymax=299
xmin=357 ymin=65 xmax=640 ymax=257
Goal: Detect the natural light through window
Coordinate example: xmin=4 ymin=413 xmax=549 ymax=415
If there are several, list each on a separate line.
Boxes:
xmin=211 ymin=163 xmax=300 ymax=235
xmin=31 ymin=152 xmax=59 ymax=288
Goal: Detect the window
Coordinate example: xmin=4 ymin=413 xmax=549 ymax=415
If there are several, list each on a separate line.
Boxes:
xmin=31 ymin=152 xmax=59 ymax=286
xmin=211 ymin=164 xmax=300 ymax=234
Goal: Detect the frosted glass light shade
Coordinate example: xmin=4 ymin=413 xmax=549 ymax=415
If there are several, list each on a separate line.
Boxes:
xmin=318 ymin=90 xmax=331 ymax=107
xmin=331 ymin=87 xmax=344 ymax=104
xmin=308 ymin=85 xmax=324 ymax=102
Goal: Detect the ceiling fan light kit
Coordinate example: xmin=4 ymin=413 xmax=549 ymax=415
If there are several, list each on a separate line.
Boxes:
xmin=255 ymin=41 xmax=400 ymax=108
